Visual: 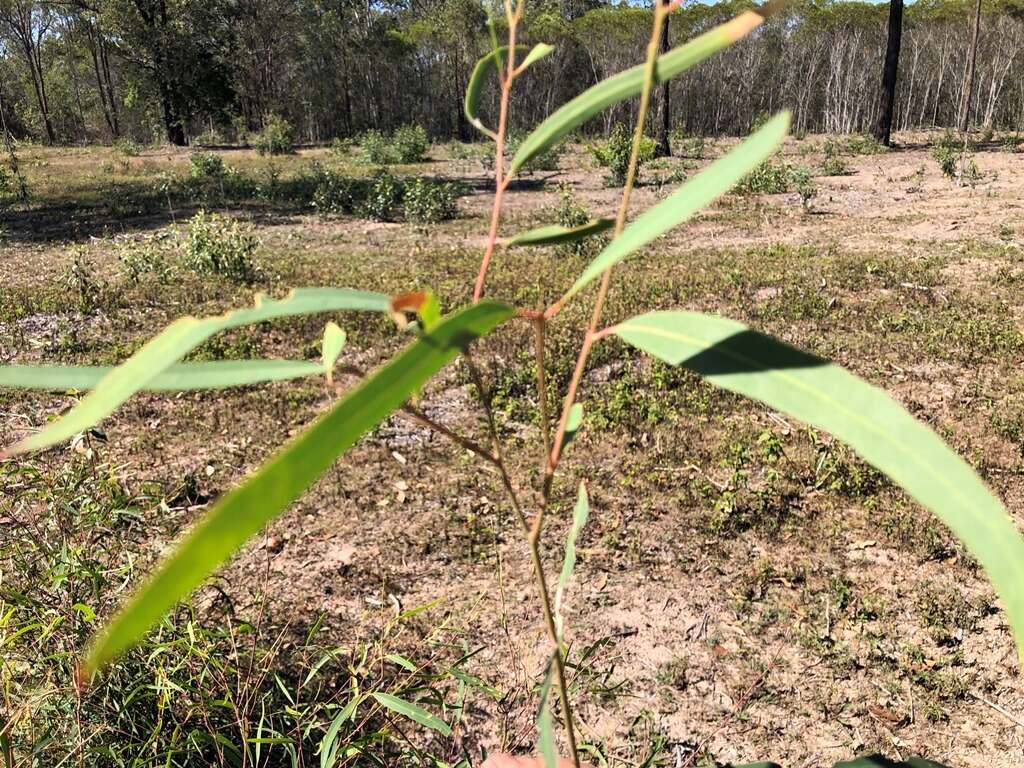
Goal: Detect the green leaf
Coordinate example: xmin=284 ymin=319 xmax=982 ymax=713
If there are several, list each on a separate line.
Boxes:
xmin=321 ymin=322 xmax=347 ymax=379
xmin=370 ymin=693 xmax=452 ymax=737
xmin=510 ymin=7 xmax=773 ymax=174
xmin=3 ymin=288 xmax=390 ymax=456
xmin=559 ymin=403 xmax=584 ymax=453
xmin=614 ymin=310 xmax=1024 ymax=661
xmin=537 ymin=656 xmax=558 ymax=768
xmin=519 ymin=42 xmax=555 ymax=71
xmin=320 ymin=696 xmax=360 ymax=768
xmin=419 ymin=290 xmax=442 ymax=332
xmin=508 ymin=219 xmax=613 ymax=248
xmin=554 ymin=482 xmax=589 ymax=642
xmin=0 ymin=360 xmax=326 ymax=392
xmin=465 ymin=46 xmax=518 ymax=137
xmin=465 ymin=44 xmax=553 ymax=138
xmin=565 ymin=113 xmax=789 ymax=301
xmin=82 ymin=301 xmax=513 ymax=674
xmin=385 ymin=653 xmax=419 ymax=672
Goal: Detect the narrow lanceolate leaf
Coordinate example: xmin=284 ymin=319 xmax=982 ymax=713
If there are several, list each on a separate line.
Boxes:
xmin=559 ymin=403 xmax=584 ymax=453
xmin=464 ymin=46 xmax=522 ymax=137
xmin=508 ymin=219 xmax=613 ymax=248
xmin=565 ymin=112 xmax=789 ymax=301
xmin=82 ymin=302 xmax=513 ymax=675
xmin=537 ymin=656 xmax=559 ymax=768
xmin=0 ymin=360 xmax=326 ymax=392
xmin=321 ymin=322 xmax=347 ymax=380
xmin=3 ymin=288 xmax=391 ymax=457
xmin=614 ymin=310 xmax=1024 ymax=660
xmin=518 ymin=42 xmax=555 ymax=71
xmin=510 ymin=3 xmax=780 ymax=174
xmin=465 ymin=44 xmax=553 ymax=137
xmin=371 ymin=693 xmax=452 ymax=737
xmin=554 ymin=482 xmax=590 ymax=642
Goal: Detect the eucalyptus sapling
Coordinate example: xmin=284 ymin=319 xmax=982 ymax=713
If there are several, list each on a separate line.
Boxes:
xmin=0 ymin=2 xmax=1020 ymax=767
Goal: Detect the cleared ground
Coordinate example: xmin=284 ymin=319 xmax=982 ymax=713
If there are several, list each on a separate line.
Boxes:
xmin=2 ymin=132 xmax=1024 ymax=767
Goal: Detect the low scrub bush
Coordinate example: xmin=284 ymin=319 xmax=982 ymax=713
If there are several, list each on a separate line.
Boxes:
xmin=930 ymin=132 xmax=979 ymax=182
xmin=358 ymin=125 xmax=430 ymax=165
xmin=588 ymin=123 xmax=656 ymax=185
xmin=555 ymin=182 xmax=606 ymax=258
xmin=403 ymin=177 xmax=457 ymax=223
xmin=391 ymin=124 xmax=429 ymax=163
xmin=189 ymin=151 xmax=225 ymax=180
xmin=360 ymin=170 xmax=404 ymax=221
xmin=844 ymin=133 xmax=888 ymax=155
xmin=252 ymin=114 xmax=295 ymax=155
xmin=183 ymin=210 xmax=261 ymax=282
xmin=312 ymin=169 xmax=366 ymax=217
xmin=359 ymin=130 xmax=395 ymax=164
xmin=113 ymin=137 xmax=141 ymax=156
xmin=790 ymin=165 xmax=817 ymax=209
xmin=820 ymin=155 xmax=850 ymax=176
xmin=117 ymin=231 xmax=176 ymax=283
xmin=735 ymin=158 xmax=791 ymax=194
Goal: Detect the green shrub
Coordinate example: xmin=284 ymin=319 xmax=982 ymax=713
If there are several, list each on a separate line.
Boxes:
xmin=113 ymin=137 xmax=141 ymax=157
xmin=735 ymin=158 xmax=791 ymax=195
xmin=117 ymin=231 xmax=176 ymax=283
xmin=791 ymin=165 xmax=817 ymax=209
xmin=589 ymin=124 xmax=652 ymax=186
xmin=673 ymin=132 xmax=706 ymax=159
xmin=359 ymin=130 xmax=396 ymax=164
xmin=330 ymin=136 xmax=355 ymax=157
xmin=360 ymin=170 xmax=403 ymax=221
xmin=844 ymin=133 xmax=888 ymax=155
xmin=820 ymin=155 xmax=850 ymax=176
xmin=932 ymin=144 xmax=958 ymax=178
xmin=183 ymin=210 xmax=261 ymax=282
xmin=554 ymin=182 xmax=606 ymax=259
xmin=312 ymin=170 xmax=365 ymax=217
xmin=391 ymin=124 xmax=429 ymax=163
xmin=403 ymin=177 xmax=457 ymax=223
xmin=252 ymin=114 xmax=295 ymax=156
xmin=189 ymin=151 xmax=225 ymax=180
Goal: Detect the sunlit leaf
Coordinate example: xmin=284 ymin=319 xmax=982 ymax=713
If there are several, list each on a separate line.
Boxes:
xmin=3 ymin=288 xmax=390 ymax=456
xmin=614 ymin=309 xmax=1024 ymax=661
xmin=82 ymin=301 xmax=513 ymax=675
xmin=508 ymin=219 xmax=613 ymax=248
xmin=559 ymin=403 xmax=584 ymax=453
xmin=510 ymin=5 xmax=778 ymax=173
xmin=419 ymin=291 xmax=442 ymax=332
xmin=554 ymin=482 xmax=589 ymax=642
xmin=565 ymin=113 xmax=789 ymax=302
xmin=519 ymin=42 xmax=555 ymax=71
xmin=322 ymin=322 xmax=347 ymax=383
xmin=371 ymin=693 xmax=452 ymax=736
xmin=0 ymin=360 xmax=326 ymax=392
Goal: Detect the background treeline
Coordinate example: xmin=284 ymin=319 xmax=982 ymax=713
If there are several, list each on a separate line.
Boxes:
xmin=1 ymin=0 xmax=1023 ymax=146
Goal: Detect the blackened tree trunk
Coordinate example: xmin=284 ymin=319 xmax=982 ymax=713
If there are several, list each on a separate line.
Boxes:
xmin=958 ymin=0 xmax=983 ymax=132
xmin=160 ymin=86 xmax=186 ymax=145
xmin=873 ymin=0 xmax=903 ymax=146
xmin=655 ymin=0 xmax=671 ymax=157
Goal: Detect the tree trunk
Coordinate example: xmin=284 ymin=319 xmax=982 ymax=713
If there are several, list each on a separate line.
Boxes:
xmin=873 ymin=0 xmax=903 ymax=146
xmin=160 ymin=87 xmax=186 ymax=146
xmin=655 ymin=0 xmax=671 ymax=157
xmin=958 ymin=0 xmax=983 ymax=132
